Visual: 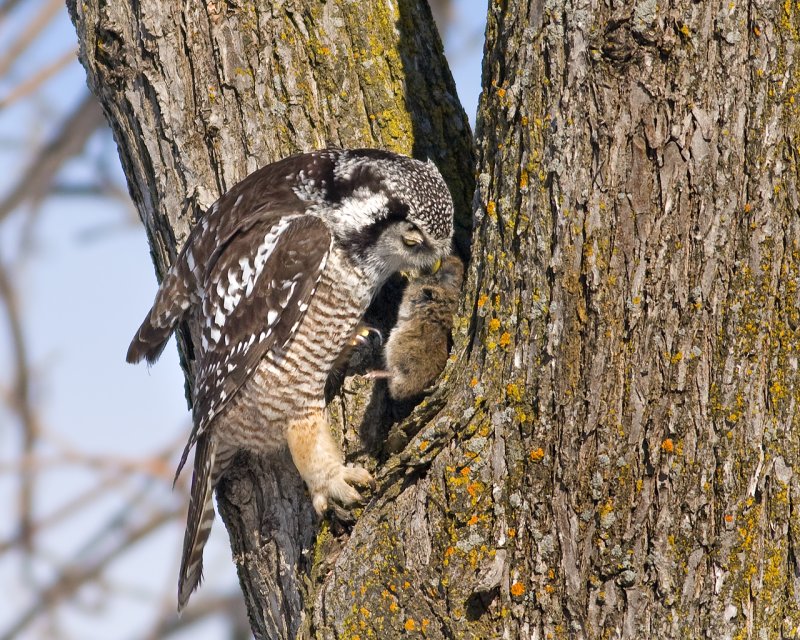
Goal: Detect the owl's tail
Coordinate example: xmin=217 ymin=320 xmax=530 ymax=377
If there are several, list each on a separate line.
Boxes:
xmin=177 ymin=435 xmax=235 ymax=611
xmin=127 ymin=258 xmax=195 ymax=365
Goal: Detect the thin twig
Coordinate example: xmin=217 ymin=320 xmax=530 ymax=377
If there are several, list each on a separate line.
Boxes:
xmin=0 ymin=48 xmax=76 ymax=108
xmin=142 ymin=594 xmax=246 ymax=639
xmin=0 ymin=0 xmax=25 ymax=24
xmin=0 ymin=471 xmax=126 ymax=554
xmin=0 ymin=93 xmax=105 ymax=224
xmin=0 ymin=500 xmax=183 ymax=640
xmin=0 ymin=0 xmax=63 ymax=78
xmin=0 ymin=450 xmax=178 ymax=481
xmin=0 ymin=262 xmax=37 ymax=558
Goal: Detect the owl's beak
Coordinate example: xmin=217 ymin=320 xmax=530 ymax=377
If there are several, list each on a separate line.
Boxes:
xmin=400 ymin=257 xmax=442 ymax=281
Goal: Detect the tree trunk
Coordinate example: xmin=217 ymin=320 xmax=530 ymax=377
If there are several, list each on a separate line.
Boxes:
xmin=68 ymin=0 xmax=472 ymax=637
xmin=465 ymin=0 xmax=800 ymax=637
xmin=71 ymin=0 xmax=800 ymax=638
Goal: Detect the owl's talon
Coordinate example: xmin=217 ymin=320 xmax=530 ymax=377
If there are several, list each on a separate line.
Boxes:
xmin=312 ymin=494 xmax=329 ymax=514
xmin=343 ymin=464 xmax=374 ymax=490
xmin=349 ymin=325 xmax=383 ymax=347
xmin=310 ymin=464 xmax=373 ymax=515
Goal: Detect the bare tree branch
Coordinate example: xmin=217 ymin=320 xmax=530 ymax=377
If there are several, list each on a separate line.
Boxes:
xmin=0 ymin=0 xmax=62 ymax=77
xmin=141 ymin=593 xmax=249 ymax=640
xmin=0 ymin=0 xmax=25 ymax=24
xmin=0 ymin=48 xmax=76 ymax=108
xmin=0 ymin=472 xmax=126 ymax=554
xmin=0 ymin=496 xmax=183 ymax=640
xmin=0 ymin=262 xmax=37 ymax=558
xmin=0 ymin=93 xmax=104 ymax=223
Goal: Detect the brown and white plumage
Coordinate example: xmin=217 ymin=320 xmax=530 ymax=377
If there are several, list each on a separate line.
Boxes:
xmin=126 ymin=148 xmax=454 ymax=609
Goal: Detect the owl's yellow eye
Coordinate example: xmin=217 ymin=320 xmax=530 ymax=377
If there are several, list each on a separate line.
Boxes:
xmin=430 ymin=258 xmax=442 ymax=274
xmin=402 ymin=234 xmax=423 ymax=247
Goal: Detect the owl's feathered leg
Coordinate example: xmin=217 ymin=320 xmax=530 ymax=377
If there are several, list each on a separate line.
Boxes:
xmin=286 ymin=410 xmax=373 ymax=514
xmin=177 ymin=434 xmax=236 ymax=610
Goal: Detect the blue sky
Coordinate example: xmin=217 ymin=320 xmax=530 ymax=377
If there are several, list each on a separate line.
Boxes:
xmin=0 ymin=2 xmax=486 ymax=637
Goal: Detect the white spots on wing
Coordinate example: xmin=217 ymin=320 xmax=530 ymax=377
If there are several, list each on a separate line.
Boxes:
xmin=223 ymin=268 xmax=242 ymax=312
xmin=278 ymin=280 xmax=297 ymax=307
xmin=191 ymin=216 xmax=337 ymax=426
xmin=216 ymin=280 xmax=227 ymax=299
xmin=239 ymin=256 xmax=253 ymax=279
xmin=187 ymin=249 xmax=196 ymax=274
xmin=214 ymin=307 xmax=226 ymax=327
xmin=248 ymin=218 xmax=294 ymax=296
xmin=227 ymin=268 xmax=241 ymax=290
xmin=222 ymin=294 xmax=239 ymax=312
xmin=223 ymin=334 xmax=256 ymax=361
xmin=234 ymin=194 xmax=243 ymax=208
xmin=153 ymin=312 xmax=167 ymax=328
xmin=292 ymin=163 xmax=329 ymax=203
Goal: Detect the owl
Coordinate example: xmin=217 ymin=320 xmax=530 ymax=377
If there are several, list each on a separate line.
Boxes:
xmin=126 ymin=148 xmax=454 ymax=608
xmin=370 ymin=255 xmax=464 ymax=400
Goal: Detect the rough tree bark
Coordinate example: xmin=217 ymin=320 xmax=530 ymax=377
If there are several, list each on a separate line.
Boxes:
xmin=71 ymin=0 xmax=800 ymax=638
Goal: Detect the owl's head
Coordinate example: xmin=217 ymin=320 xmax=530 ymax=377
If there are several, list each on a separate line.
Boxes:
xmin=324 ymin=149 xmax=454 ymax=282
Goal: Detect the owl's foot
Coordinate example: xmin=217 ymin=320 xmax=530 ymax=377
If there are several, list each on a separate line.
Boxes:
xmin=331 ymin=325 xmax=383 ymax=373
xmin=286 ymin=411 xmax=374 ymax=515
xmin=310 ymin=464 xmax=374 ymax=515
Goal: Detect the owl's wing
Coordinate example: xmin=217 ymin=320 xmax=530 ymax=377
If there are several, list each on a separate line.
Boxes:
xmin=126 ymin=151 xmax=340 ymax=365
xmin=175 ymin=214 xmax=331 ymax=479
